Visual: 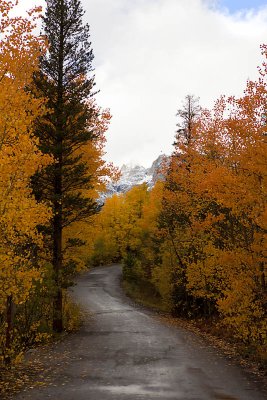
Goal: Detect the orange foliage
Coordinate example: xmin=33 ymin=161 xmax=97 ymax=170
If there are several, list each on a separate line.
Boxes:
xmin=92 ymin=48 xmax=267 ymax=350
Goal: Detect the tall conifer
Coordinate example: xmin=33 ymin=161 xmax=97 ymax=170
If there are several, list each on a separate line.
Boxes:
xmin=33 ymin=0 xmax=98 ymax=332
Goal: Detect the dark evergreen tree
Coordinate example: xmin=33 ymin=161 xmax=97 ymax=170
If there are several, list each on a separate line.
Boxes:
xmin=32 ymin=0 xmax=98 ymax=332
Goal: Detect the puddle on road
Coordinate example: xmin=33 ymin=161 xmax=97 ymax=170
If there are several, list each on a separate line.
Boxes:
xmin=95 ymin=384 xmax=240 ymax=400
xmin=96 ymin=383 xmax=175 ymax=398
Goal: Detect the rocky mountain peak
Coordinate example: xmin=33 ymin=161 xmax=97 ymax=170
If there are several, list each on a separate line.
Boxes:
xmin=100 ymin=154 xmax=167 ymax=202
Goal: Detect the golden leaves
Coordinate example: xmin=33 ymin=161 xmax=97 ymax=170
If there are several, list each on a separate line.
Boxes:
xmin=0 ymin=1 xmax=52 ymax=311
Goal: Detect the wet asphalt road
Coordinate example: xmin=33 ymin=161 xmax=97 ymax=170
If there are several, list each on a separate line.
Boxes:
xmin=15 ymin=264 xmax=267 ymax=400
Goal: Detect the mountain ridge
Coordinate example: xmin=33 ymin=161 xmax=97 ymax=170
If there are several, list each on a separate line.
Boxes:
xmin=101 ymin=154 xmax=166 ymax=201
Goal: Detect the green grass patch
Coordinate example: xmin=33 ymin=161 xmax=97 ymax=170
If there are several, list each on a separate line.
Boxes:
xmin=122 ymin=278 xmax=170 ymax=313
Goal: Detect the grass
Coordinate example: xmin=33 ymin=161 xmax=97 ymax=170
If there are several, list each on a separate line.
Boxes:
xmin=122 ymin=278 xmax=169 ymax=313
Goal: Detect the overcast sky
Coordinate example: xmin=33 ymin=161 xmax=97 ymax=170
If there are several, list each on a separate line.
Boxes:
xmin=20 ymin=0 xmax=267 ymax=167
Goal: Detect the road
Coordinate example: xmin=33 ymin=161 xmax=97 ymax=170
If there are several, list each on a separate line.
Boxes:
xmin=15 ymin=264 xmax=267 ymax=400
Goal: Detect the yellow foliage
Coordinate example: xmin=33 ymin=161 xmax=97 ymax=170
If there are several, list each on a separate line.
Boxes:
xmin=62 ymin=102 xmax=119 ymax=270
xmin=0 ymin=1 xmax=52 ymax=312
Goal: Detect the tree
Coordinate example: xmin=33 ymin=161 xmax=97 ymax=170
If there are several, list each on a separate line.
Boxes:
xmin=158 ymin=95 xmax=202 ymax=315
xmin=0 ymin=0 xmax=52 ymax=363
xmin=32 ymin=0 xmax=102 ymax=332
xmin=158 ymin=60 xmax=267 ymax=334
xmin=175 ymin=94 xmax=200 ymax=147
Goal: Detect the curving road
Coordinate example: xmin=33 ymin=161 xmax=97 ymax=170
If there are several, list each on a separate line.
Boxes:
xmin=16 ymin=265 xmax=266 ymax=400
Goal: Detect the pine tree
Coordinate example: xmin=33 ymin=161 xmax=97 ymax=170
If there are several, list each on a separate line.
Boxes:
xmin=32 ymin=0 xmax=99 ymax=332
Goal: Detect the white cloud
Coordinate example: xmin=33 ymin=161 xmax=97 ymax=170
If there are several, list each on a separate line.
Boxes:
xmin=84 ymin=0 xmax=267 ymax=166
xmin=17 ymin=0 xmax=267 ymax=166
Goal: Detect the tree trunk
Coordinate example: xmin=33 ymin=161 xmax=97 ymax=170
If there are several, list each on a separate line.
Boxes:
xmin=52 ymin=0 xmax=64 ymax=333
xmin=5 ymin=295 xmax=14 ymax=365
xmin=260 ymin=261 xmax=266 ymax=291
xmin=52 ymin=190 xmax=63 ymax=332
xmin=52 ymin=139 xmax=63 ymax=332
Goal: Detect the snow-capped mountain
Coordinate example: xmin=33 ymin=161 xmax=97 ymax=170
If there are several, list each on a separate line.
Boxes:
xmin=117 ymin=164 xmax=153 ymax=192
xmin=101 ymin=154 xmax=166 ymax=201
